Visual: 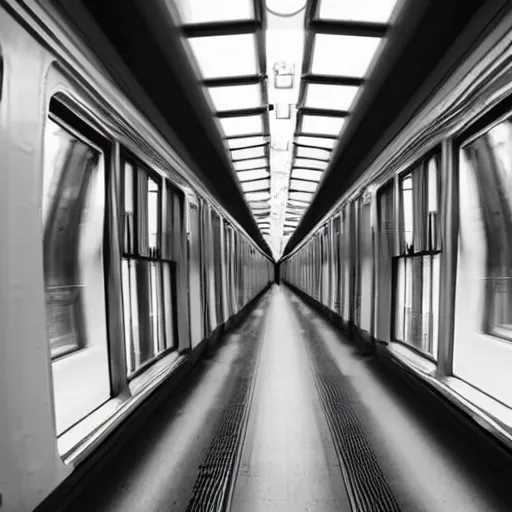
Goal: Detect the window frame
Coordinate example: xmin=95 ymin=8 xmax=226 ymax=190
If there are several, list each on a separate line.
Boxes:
xmin=120 ymin=151 xmax=180 ymax=379
xmin=390 ymin=147 xmax=442 ymax=361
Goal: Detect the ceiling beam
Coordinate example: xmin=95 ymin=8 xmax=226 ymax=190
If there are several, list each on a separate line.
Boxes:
xmin=183 ymin=20 xmax=261 ymax=38
xmin=310 ymin=19 xmax=388 ymax=38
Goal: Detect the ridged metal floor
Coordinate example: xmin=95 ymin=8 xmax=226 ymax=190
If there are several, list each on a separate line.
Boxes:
xmin=64 ymin=285 xmax=512 ymax=512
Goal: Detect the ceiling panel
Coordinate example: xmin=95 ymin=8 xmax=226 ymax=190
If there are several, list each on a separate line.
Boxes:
xmin=241 ymin=179 xmax=270 ymax=192
xmin=175 ymin=0 xmax=255 ymax=23
xmin=233 ymin=157 xmax=267 ymax=171
xmin=295 ymin=136 xmax=336 ymax=149
xmin=227 ymin=136 xmax=268 ymax=149
xmin=291 ymin=168 xmax=323 ymax=181
xmin=316 ymin=0 xmax=397 ymax=23
xmin=232 ymin=145 xmax=267 ymax=160
xmin=301 ymin=114 xmax=345 ymax=136
xmin=294 ymin=158 xmax=328 ymax=170
xmin=290 ymin=179 xmax=318 ymax=192
xmin=304 ymin=83 xmax=358 ymax=111
xmin=220 ymin=114 xmax=264 ymax=137
xmin=188 ymin=34 xmax=258 ymax=79
xmin=311 ymin=34 xmax=381 ymax=77
xmin=245 ymin=191 xmax=271 ymax=201
xmin=295 ymin=146 xmax=331 ymax=160
xmin=209 ymin=84 xmax=262 ymax=111
xmin=289 ymin=191 xmax=314 ymax=202
xmin=237 ymin=169 xmax=270 ymax=181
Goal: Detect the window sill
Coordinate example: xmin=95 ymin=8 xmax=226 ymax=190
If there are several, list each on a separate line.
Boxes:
xmin=385 ymin=342 xmax=512 ymax=449
xmin=387 ymin=342 xmax=437 ymax=377
xmin=58 ymin=350 xmax=185 ymax=465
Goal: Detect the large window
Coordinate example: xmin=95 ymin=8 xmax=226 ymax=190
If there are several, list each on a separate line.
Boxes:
xmin=121 ymin=157 xmax=178 ymax=376
xmin=43 ymin=105 xmax=111 ymax=434
xmin=394 ymin=153 xmax=440 ymax=358
xmin=462 ymin=123 xmax=512 ymax=338
xmin=453 ymin=115 xmax=512 ymax=407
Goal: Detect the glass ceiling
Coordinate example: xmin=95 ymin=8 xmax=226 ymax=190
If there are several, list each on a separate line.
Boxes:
xmin=173 ymin=0 xmax=401 ymax=258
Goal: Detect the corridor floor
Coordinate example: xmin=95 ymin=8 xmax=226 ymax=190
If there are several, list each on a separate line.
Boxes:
xmin=63 ymin=285 xmax=512 ymax=512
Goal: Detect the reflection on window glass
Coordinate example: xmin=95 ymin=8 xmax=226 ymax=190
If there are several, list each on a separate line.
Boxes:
xmin=43 ymin=115 xmax=110 ymax=434
xmin=453 ymin=122 xmax=512 ymax=406
xmin=459 ymin=120 xmax=512 ymax=338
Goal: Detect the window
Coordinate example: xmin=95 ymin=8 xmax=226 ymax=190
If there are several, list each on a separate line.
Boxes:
xmin=43 ymin=105 xmax=110 ymax=434
xmin=121 ymin=157 xmax=178 ymax=376
xmin=212 ymin=211 xmax=225 ymax=325
xmin=459 ymin=120 xmax=512 ymax=338
xmin=393 ymin=153 xmax=440 ymax=357
xmin=453 ymin=114 xmax=512 ymax=407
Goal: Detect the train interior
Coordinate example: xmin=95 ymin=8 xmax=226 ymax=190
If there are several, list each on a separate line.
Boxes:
xmin=1 ymin=0 xmax=512 ymax=511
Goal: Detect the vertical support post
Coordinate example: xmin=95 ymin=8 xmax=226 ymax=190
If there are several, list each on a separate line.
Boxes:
xmin=436 ymin=139 xmax=458 ymax=378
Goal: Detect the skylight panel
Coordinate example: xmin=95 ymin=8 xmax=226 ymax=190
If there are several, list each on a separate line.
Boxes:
xmin=209 ymin=84 xmax=262 ymax=112
xmin=294 ymin=158 xmax=328 ymax=170
xmin=301 ymin=114 xmax=344 ymax=136
xmin=296 ymin=146 xmax=330 ymax=160
xmin=241 ymin=179 xmax=270 ymax=192
xmin=296 ymin=136 xmax=336 ymax=149
xmin=289 ymin=191 xmax=314 ymax=202
xmin=317 ymin=0 xmax=397 ymax=23
xmin=249 ymin=201 xmax=270 ymax=210
xmin=220 ymin=115 xmax=263 ymax=137
xmin=227 ymin=136 xmax=268 ymax=149
xmin=245 ymin=191 xmax=270 ymax=201
xmin=290 ymin=179 xmax=318 ymax=192
xmin=175 ymin=0 xmax=254 ymax=24
xmin=311 ymin=34 xmax=381 ymax=77
xmin=188 ymin=34 xmax=258 ymax=79
xmin=292 ymin=169 xmax=323 ymax=181
xmin=304 ymin=83 xmax=359 ymax=111
xmin=233 ymin=158 xmax=267 ymax=171
xmin=237 ymin=169 xmax=269 ymax=181
xmin=232 ymin=146 xmax=266 ymax=161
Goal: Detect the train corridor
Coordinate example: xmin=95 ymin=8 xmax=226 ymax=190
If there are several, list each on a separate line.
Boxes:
xmin=62 ymin=286 xmax=512 ymax=512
